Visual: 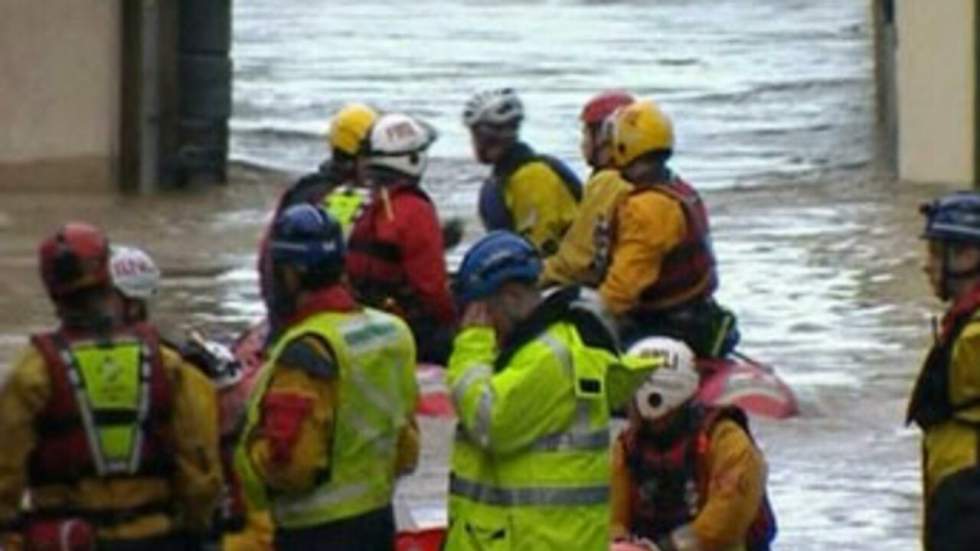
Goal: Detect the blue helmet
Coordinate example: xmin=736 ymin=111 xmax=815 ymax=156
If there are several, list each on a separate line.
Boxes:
xmin=921 ymin=192 xmax=980 ymax=244
xmin=456 ymin=231 xmax=541 ymax=303
xmin=270 ymin=204 xmax=345 ymax=283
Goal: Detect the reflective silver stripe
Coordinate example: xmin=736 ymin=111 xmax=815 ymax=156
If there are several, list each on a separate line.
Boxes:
xmin=128 ymin=341 xmax=152 ymax=474
xmin=63 ymin=346 xmax=108 ymax=476
xmin=450 ymin=474 xmax=609 ymax=507
xmin=472 ymin=386 xmax=494 ymax=448
xmin=528 ymin=428 xmax=610 ymax=452
xmin=529 ymin=333 xmax=604 ymax=453
xmin=451 ymin=363 xmax=492 ymax=407
xmin=273 ymin=480 xmax=375 ymax=518
xmin=538 ymin=333 xmax=573 ymax=378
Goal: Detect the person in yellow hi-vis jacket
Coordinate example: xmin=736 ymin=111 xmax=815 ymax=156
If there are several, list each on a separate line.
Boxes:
xmin=463 ymin=88 xmax=582 ymax=256
xmin=235 ymin=204 xmax=419 ymax=550
xmin=542 ymin=90 xmax=636 ymax=287
xmin=445 ymin=230 xmax=661 ymax=550
xmin=0 ymin=223 xmax=221 ymax=551
xmin=909 ymin=192 xmax=980 ymax=551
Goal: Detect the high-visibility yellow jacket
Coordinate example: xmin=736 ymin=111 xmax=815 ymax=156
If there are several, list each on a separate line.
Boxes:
xmin=542 ymin=169 xmax=632 ymax=287
xmin=0 ymin=338 xmax=222 ymax=543
xmin=236 ymin=304 xmax=419 ymax=531
xmin=445 ymin=288 xmax=657 ymax=550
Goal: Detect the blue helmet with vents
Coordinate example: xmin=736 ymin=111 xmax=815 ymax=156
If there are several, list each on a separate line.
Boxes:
xmin=456 ymin=231 xmax=541 ymax=304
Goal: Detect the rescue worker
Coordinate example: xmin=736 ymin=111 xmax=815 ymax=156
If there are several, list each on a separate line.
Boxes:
xmin=601 ymin=99 xmax=737 ymax=357
xmin=346 ymin=112 xmax=457 ymax=364
xmin=0 ymin=223 xmax=222 ymax=550
xmin=908 ymin=191 xmax=980 ymax=551
xmin=542 ymin=90 xmax=636 ymax=287
xmin=463 ymin=87 xmax=582 ymax=256
xmin=235 ymin=205 xmax=420 ymax=550
xmin=258 ymin=103 xmax=379 ymax=323
xmin=446 ymin=230 xmax=660 ymax=550
xmin=611 ymin=337 xmax=775 ymax=551
xmin=108 ymin=245 xmax=273 ymax=551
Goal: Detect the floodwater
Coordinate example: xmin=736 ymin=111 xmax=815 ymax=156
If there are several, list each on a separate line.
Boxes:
xmin=0 ymin=1 xmax=963 ymax=549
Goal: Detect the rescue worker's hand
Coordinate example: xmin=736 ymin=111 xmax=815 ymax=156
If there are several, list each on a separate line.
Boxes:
xmin=461 ymin=301 xmax=492 ymax=329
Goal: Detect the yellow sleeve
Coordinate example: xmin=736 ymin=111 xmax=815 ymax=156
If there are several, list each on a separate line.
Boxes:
xmin=691 ymin=420 xmax=766 ymax=550
xmin=505 ymin=161 xmax=579 ymax=255
xmin=950 ymin=321 xmax=980 ymax=423
xmin=395 ymin=416 xmax=421 ymax=476
xmin=609 ymin=436 xmax=633 ymax=541
xmin=247 ymin=354 xmax=337 ymax=495
xmin=166 ymin=348 xmax=223 ymax=533
xmin=542 ymin=170 xmax=631 ymax=287
xmin=0 ymin=345 xmax=50 ymax=528
xmin=600 ymin=193 xmax=686 ymax=315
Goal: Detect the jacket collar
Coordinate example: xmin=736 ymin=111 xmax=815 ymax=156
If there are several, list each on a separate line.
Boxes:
xmin=285 ymin=284 xmax=360 ymax=327
xmin=492 ymin=141 xmax=535 ymax=179
xmin=494 ymin=286 xmax=619 ymax=371
xmin=941 ymin=282 xmax=980 ymax=342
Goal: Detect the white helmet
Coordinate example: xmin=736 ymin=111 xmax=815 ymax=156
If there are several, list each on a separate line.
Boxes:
xmin=628 ymin=337 xmax=699 ymax=421
xmin=462 ymin=88 xmax=524 ymax=128
xmin=365 ymin=113 xmax=437 ymax=178
xmin=110 ymin=245 xmax=161 ymax=301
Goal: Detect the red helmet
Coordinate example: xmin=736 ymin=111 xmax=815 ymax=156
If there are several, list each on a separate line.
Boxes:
xmin=39 ymin=223 xmax=111 ymax=299
xmin=580 ymin=90 xmax=635 ymax=126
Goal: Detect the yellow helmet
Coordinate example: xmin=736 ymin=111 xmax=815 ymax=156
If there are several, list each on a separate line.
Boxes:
xmin=610 ymin=100 xmax=674 ymax=168
xmin=327 ymin=103 xmax=379 ymax=156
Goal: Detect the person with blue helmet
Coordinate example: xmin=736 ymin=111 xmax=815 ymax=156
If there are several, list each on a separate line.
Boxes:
xmin=908 ymin=191 xmax=980 ymax=551
xmin=234 ymin=204 xmax=420 ymax=550
xmin=445 ymin=230 xmax=661 ymax=550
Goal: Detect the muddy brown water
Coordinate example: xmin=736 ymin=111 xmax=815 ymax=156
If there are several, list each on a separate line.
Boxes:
xmin=0 ymin=160 xmax=961 ymax=549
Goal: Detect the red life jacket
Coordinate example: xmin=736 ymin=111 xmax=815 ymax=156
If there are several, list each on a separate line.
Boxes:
xmin=621 ymin=406 xmax=776 ymax=550
xmin=630 ymin=177 xmax=718 ymax=310
xmin=346 ymin=184 xmax=443 ymax=321
xmin=29 ymin=323 xmax=176 ymax=488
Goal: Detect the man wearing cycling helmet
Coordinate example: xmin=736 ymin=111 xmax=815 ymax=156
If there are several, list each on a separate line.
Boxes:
xmin=542 ymin=90 xmax=636 ymax=287
xmin=909 ymin=191 xmax=980 ymax=551
xmin=445 ymin=231 xmax=659 ymax=550
xmin=463 ymin=88 xmax=582 ymax=256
